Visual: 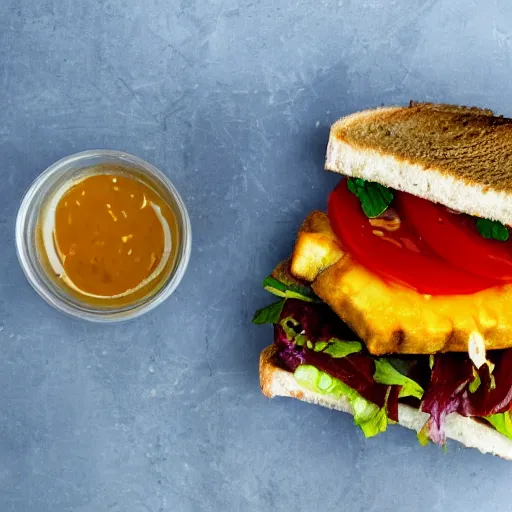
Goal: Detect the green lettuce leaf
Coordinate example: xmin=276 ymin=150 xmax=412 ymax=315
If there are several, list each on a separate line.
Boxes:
xmin=486 ymin=411 xmax=512 ymax=440
xmin=294 ymin=365 xmax=389 ymax=437
xmin=347 ymin=178 xmax=394 ymax=218
xmin=252 ymin=300 xmax=285 ymax=325
xmin=351 ymin=396 xmax=389 ymax=437
xmin=373 ymin=359 xmax=424 ymax=400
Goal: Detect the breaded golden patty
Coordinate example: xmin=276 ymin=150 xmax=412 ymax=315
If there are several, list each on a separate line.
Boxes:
xmin=290 ymin=211 xmax=512 ymax=355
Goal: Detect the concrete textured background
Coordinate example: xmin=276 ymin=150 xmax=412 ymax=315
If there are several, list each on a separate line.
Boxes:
xmin=1 ymin=1 xmax=512 ymax=511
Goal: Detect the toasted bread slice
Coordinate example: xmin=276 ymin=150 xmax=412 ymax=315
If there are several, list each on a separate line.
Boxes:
xmin=260 ymin=345 xmax=512 ymax=459
xmin=290 ymin=211 xmax=512 ymax=354
xmin=325 ymin=103 xmax=512 ymax=226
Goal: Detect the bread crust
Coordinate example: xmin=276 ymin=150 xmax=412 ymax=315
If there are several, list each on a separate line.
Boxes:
xmin=259 ymin=345 xmax=512 ymax=459
xmin=325 ymin=102 xmax=512 ymax=226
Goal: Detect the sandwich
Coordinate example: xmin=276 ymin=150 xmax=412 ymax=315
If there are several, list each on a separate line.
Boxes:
xmin=254 ymin=102 xmax=512 ymax=459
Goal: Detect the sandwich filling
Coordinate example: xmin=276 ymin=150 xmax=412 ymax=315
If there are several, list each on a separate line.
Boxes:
xmin=255 ymin=294 xmax=512 ymax=445
xmin=254 ymin=178 xmax=512 ymax=446
xmin=329 ymin=179 xmax=512 ymax=294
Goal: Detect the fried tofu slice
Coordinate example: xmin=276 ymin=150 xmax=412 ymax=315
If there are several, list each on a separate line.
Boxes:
xmin=290 ymin=211 xmax=512 ymax=355
xmin=290 ymin=211 xmax=344 ymax=282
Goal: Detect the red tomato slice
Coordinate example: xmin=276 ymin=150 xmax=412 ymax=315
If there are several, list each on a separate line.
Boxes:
xmin=395 ymin=192 xmax=512 ymax=281
xmin=328 ymin=181 xmax=499 ymax=295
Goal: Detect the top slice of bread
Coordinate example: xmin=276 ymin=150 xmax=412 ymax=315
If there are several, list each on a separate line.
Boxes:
xmin=325 ymin=102 xmax=512 ymax=226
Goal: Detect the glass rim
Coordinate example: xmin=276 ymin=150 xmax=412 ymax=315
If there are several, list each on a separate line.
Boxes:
xmin=15 ymin=149 xmax=192 ymax=322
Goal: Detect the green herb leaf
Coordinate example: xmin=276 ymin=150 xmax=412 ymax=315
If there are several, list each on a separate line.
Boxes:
xmin=347 ymin=178 xmax=394 ymax=218
xmin=487 ymin=411 xmax=512 ymax=440
xmin=294 ymin=365 xmax=388 ymax=437
xmin=476 ymin=218 xmax=509 ymax=241
xmin=373 ymin=359 xmax=424 ymax=400
xmin=321 ymin=339 xmax=362 ymax=358
xmin=252 ymin=300 xmax=285 ymax=325
xmin=262 ymin=276 xmax=316 ymax=302
xmin=314 ymin=341 xmax=329 ymax=352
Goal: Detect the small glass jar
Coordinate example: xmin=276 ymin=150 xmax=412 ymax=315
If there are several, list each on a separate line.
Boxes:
xmin=16 ymin=150 xmax=191 ymax=322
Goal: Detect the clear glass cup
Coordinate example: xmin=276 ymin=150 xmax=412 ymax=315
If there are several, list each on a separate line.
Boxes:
xmin=16 ymin=150 xmax=192 ymax=322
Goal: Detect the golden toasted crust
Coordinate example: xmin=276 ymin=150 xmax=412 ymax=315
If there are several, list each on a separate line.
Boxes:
xmin=259 ymin=345 xmax=280 ymax=398
xmin=290 ymin=211 xmax=344 ymax=282
xmin=325 ymin=103 xmax=512 ymax=226
xmin=290 ymin=211 xmax=512 ymax=355
xmin=332 ymin=102 xmax=512 ymax=190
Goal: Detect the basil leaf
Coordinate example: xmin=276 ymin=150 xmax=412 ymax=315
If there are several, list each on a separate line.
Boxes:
xmin=252 ymin=300 xmax=285 ymax=324
xmin=347 ymin=178 xmax=394 ymax=218
xmin=373 ymin=359 xmax=424 ymax=400
xmin=262 ymin=276 xmax=316 ymax=302
xmin=476 ymin=218 xmax=509 ymax=241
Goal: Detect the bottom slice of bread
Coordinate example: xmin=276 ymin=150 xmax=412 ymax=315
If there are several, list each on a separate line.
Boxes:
xmin=259 ymin=345 xmax=512 ymax=460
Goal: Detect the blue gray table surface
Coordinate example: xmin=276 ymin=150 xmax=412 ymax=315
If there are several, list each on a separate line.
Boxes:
xmin=1 ymin=1 xmax=512 ymax=511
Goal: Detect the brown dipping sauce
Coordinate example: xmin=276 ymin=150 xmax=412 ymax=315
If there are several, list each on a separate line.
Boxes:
xmin=50 ymin=173 xmax=177 ymax=298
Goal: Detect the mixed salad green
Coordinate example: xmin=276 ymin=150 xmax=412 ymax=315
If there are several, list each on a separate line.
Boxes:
xmin=254 ymin=263 xmax=512 ymax=445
